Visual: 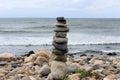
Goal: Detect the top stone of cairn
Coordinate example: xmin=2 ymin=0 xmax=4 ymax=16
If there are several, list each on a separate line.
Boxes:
xmin=56 ymin=17 xmax=65 ymax=21
xmin=56 ymin=17 xmax=66 ymax=23
xmin=56 ymin=17 xmax=67 ymax=27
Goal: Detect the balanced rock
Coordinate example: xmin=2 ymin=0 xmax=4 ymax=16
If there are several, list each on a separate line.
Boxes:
xmin=51 ymin=61 xmax=67 ymax=79
xmin=54 ymin=27 xmax=69 ymax=32
xmin=68 ymin=73 xmax=80 ymax=80
xmin=53 ymin=37 xmax=68 ymax=43
xmin=52 ymin=48 xmax=68 ymax=55
xmin=56 ymin=17 xmax=64 ymax=21
xmin=53 ymin=42 xmax=67 ymax=50
xmin=56 ymin=22 xmax=67 ymax=27
xmin=55 ymin=32 xmax=67 ymax=38
xmin=50 ymin=53 xmax=67 ymax=62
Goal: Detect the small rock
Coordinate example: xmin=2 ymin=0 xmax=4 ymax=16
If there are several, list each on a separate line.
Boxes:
xmin=47 ymin=73 xmax=53 ymax=80
xmin=53 ymin=37 xmax=68 ymax=43
xmin=0 ymin=53 xmax=16 ymax=61
xmin=52 ymin=48 xmax=68 ymax=55
xmin=34 ymin=65 xmax=41 ymax=72
xmin=24 ymin=54 xmax=36 ymax=63
xmin=101 ymin=70 xmax=111 ymax=76
xmin=80 ymin=54 xmax=87 ymax=57
xmin=67 ymin=62 xmax=80 ymax=73
xmin=82 ymin=77 xmax=96 ymax=80
xmin=29 ymin=76 xmax=37 ymax=80
xmin=80 ymin=56 xmax=88 ymax=61
xmin=94 ymin=60 xmax=104 ymax=65
xmin=104 ymin=74 xmax=116 ymax=80
xmin=101 ymin=55 xmax=108 ymax=60
xmin=89 ymin=58 xmax=104 ymax=65
xmin=51 ymin=61 xmax=67 ymax=79
xmin=117 ymin=62 xmax=120 ymax=67
xmin=39 ymin=65 xmax=51 ymax=76
xmin=113 ymin=58 xmax=120 ymax=65
xmin=80 ymin=64 xmax=93 ymax=71
xmin=34 ymin=56 xmax=48 ymax=66
xmin=107 ymin=52 xmax=117 ymax=56
xmin=0 ymin=62 xmax=7 ymax=66
xmin=35 ymin=48 xmax=50 ymax=60
xmin=68 ymin=73 xmax=80 ymax=80
xmin=55 ymin=32 xmax=67 ymax=38
xmin=22 ymin=76 xmax=31 ymax=80
xmin=23 ymin=51 xmax=35 ymax=57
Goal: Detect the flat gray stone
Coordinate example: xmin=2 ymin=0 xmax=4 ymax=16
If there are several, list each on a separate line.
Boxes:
xmin=54 ymin=27 xmax=69 ymax=32
xmin=52 ymin=48 xmax=68 ymax=55
xmin=55 ymin=32 xmax=67 ymax=38
xmin=56 ymin=22 xmax=67 ymax=27
xmin=39 ymin=65 xmax=51 ymax=76
xmin=51 ymin=53 xmax=67 ymax=62
xmin=53 ymin=37 xmax=68 ymax=43
xmin=52 ymin=42 xmax=67 ymax=50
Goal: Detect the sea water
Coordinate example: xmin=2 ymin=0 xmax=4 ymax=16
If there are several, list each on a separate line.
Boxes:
xmin=0 ymin=18 xmax=120 ymax=55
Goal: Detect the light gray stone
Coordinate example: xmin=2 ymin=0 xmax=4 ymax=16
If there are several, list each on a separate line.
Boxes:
xmin=54 ymin=27 xmax=69 ymax=32
xmin=67 ymin=62 xmax=80 ymax=73
xmin=51 ymin=61 xmax=67 ymax=79
xmin=53 ymin=37 xmax=68 ymax=43
xmin=55 ymin=32 xmax=67 ymax=38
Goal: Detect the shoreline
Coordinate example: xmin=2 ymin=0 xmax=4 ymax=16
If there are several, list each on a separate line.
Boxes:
xmin=0 ymin=48 xmax=120 ymax=80
xmin=0 ymin=44 xmax=120 ymax=57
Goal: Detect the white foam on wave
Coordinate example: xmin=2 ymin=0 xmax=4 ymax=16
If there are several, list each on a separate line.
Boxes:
xmin=0 ymin=36 xmax=52 ymax=46
xmin=0 ymin=33 xmax=120 ymax=46
xmin=68 ymin=33 xmax=120 ymax=45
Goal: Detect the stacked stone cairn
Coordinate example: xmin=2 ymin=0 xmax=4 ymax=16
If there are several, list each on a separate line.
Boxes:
xmin=50 ymin=17 xmax=69 ymax=79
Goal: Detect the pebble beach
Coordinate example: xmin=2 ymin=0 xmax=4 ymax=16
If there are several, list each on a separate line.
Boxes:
xmin=0 ymin=48 xmax=120 ymax=80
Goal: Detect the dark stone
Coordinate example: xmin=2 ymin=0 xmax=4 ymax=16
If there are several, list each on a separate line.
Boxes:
xmin=0 ymin=62 xmax=7 ymax=66
xmin=55 ymin=32 xmax=67 ymax=38
xmin=52 ymin=42 xmax=67 ymax=50
xmin=23 ymin=51 xmax=35 ymax=57
xmin=80 ymin=54 xmax=87 ymax=57
xmin=54 ymin=27 xmax=69 ymax=32
xmin=52 ymin=48 xmax=68 ymax=55
xmin=106 ymin=46 xmax=111 ymax=49
xmin=57 ymin=20 xmax=66 ymax=24
xmin=11 ymin=63 xmax=21 ymax=68
xmin=40 ymin=65 xmax=51 ymax=76
xmin=53 ymin=37 xmax=67 ymax=43
xmin=56 ymin=17 xmax=65 ymax=21
xmin=107 ymin=52 xmax=117 ymax=56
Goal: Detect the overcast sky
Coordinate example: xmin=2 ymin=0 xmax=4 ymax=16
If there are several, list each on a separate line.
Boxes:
xmin=0 ymin=0 xmax=120 ymax=18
